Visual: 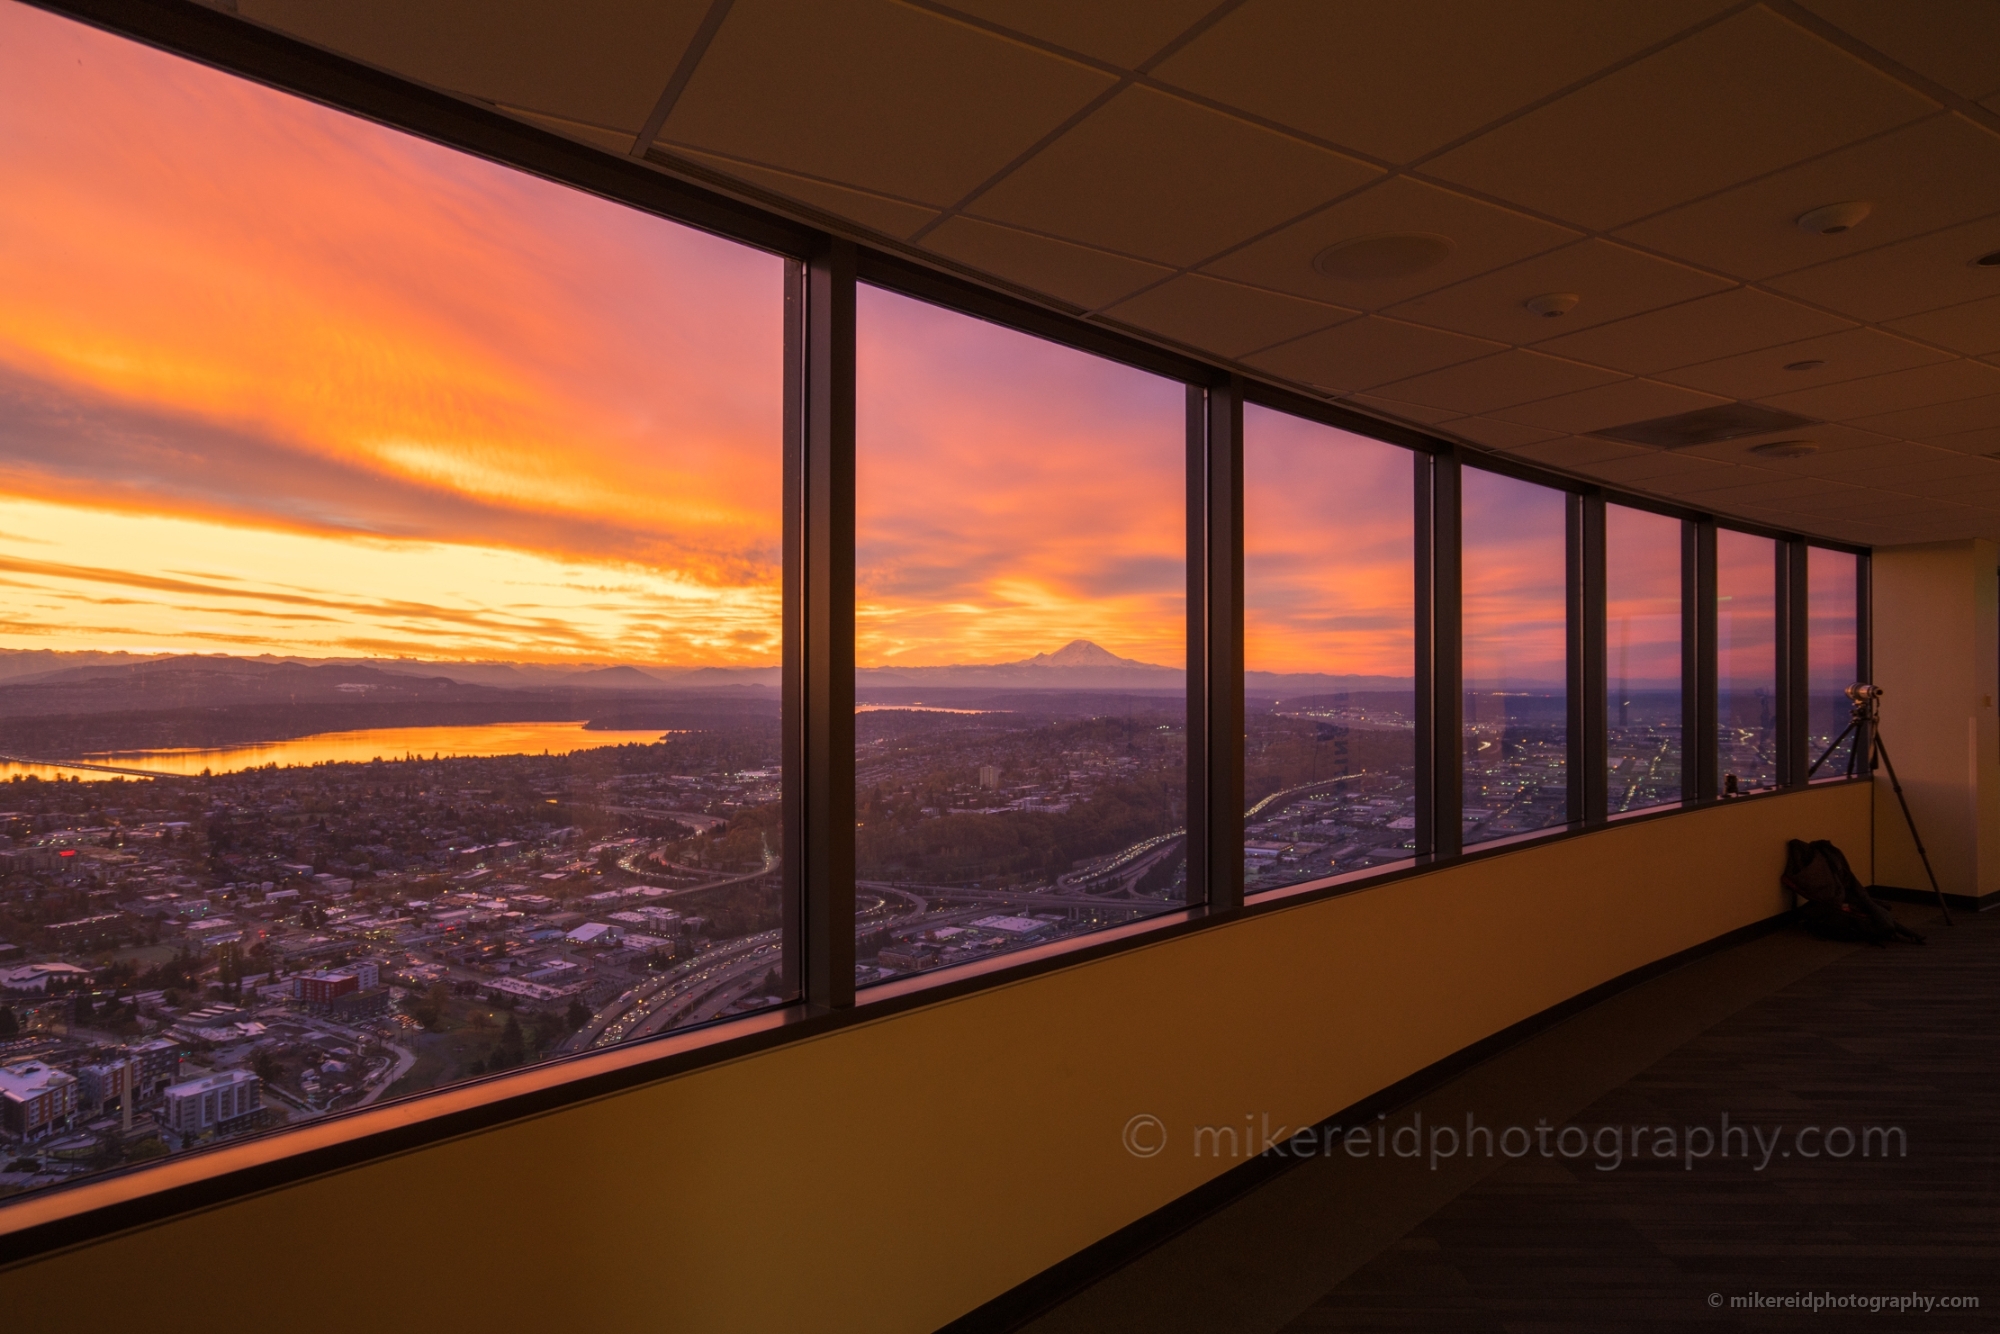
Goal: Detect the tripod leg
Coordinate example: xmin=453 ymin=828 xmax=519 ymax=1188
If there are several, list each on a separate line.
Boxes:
xmin=1872 ymin=734 xmax=1953 ymax=926
xmin=1808 ymin=719 xmax=1858 ymax=781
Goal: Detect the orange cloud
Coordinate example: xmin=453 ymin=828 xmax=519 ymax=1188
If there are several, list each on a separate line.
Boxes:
xmin=1462 ymin=468 xmax=1567 ymax=688
xmin=1245 ymin=405 xmax=1414 ymax=679
xmin=856 ymin=286 xmax=1186 ymax=667
xmin=0 ymin=3 xmax=784 ymax=662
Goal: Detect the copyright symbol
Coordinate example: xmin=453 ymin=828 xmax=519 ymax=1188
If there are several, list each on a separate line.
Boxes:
xmin=1123 ymin=1113 xmax=1166 ymax=1158
xmin=1708 ymin=1293 xmax=1723 ymax=1309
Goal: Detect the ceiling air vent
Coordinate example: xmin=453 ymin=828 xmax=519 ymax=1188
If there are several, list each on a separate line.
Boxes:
xmin=1591 ymin=403 xmax=1818 ymax=449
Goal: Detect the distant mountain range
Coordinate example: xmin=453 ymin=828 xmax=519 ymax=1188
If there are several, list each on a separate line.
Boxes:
xmin=0 ymin=641 xmax=1420 ymax=709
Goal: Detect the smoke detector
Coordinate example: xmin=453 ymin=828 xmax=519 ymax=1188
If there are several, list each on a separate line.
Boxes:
xmin=1312 ymin=233 xmax=1454 ymax=281
xmin=1797 ymin=201 xmax=1870 ymax=235
xmin=1749 ymin=439 xmax=1819 ymax=459
xmin=1524 ymin=291 xmax=1579 ymax=318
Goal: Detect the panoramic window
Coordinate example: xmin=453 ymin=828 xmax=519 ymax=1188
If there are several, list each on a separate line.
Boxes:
xmin=853 ymin=287 xmax=1186 ymax=983
xmin=1605 ymin=505 xmax=1683 ymax=812
xmin=1242 ymin=407 xmax=1416 ymax=893
xmin=1461 ymin=470 xmax=1570 ymax=842
xmin=1807 ymin=547 xmax=1861 ymax=779
xmin=0 ymin=4 xmax=788 ymax=1199
xmin=1716 ymin=530 xmax=1779 ymax=795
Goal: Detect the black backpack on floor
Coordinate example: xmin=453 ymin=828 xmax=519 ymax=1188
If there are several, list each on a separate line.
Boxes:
xmin=1782 ymin=839 xmax=1925 ymax=945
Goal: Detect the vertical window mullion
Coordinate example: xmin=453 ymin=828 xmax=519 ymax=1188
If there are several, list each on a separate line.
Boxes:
xmin=1414 ymin=449 xmax=1436 ymax=856
xmin=1686 ymin=519 xmax=1719 ymax=803
xmin=802 ymin=235 xmax=856 ymax=1010
xmin=781 ymin=258 xmax=806 ymax=999
xmin=1431 ymin=447 xmax=1463 ymax=858
xmin=1570 ymin=491 xmax=1608 ymax=826
xmin=1856 ymin=551 xmax=1874 ymax=766
xmin=1189 ymin=377 xmax=1244 ymax=914
xmin=1778 ymin=537 xmax=1810 ymax=786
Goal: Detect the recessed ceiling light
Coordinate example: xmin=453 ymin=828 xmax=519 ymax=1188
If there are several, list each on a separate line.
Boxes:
xmin=1782 ymin=359 xmax=1826 ymax=371
xmin=1749 ymin=439 xmax=1819 ymax=459
xmin=1312 ymin=233 xmax=1453 ymax=281
xmin=1797 ymin=201 xmax=1870 ymax=235
xmin=1524 ymin=291 xmax=1579 ymax=318
xmin=1975 ymin=249 xmax=2000 ymax=268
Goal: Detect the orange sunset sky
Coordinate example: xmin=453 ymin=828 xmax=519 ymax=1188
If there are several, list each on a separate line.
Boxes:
xmin=4 ymin=2 xmax=1682 ymax=684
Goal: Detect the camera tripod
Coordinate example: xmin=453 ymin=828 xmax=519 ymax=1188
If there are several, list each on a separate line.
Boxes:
xmin=1808 ymin=685 xmax=1952 ymax=925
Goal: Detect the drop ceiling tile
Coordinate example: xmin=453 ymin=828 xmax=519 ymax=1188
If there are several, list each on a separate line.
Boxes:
xmin=1631 ymin=460 xmax=1772 ymax=496
xmin=1796 ymin=0 xmax=2000 ymax=100
xmin=1616 ymin=114 xmax=2000 ymax=282
xmin=660 ymin=0 xmax=1115 ymax=205
xmin=662 ymin=146 xmax=939 ymax=238
xmin=1426 ymin=7 xmax=1935 ymax=231
xmin=1489 ymin=378 xmax=1730 ymax=435
xmin=969 ymin=85 xmax=1380 ymax=267
xmin=1786 ymin=491 xmax=1958 ymax=519
xmin=1148 ymin=0 xmax=1725 ymax=165
xmin=1374 ymin=349 xmax=1626 ymax=415
xmin=1806 ymin=444 xmax=1996 ymax=486
xmin=1503 ymin=436 xmax=1656 ymax=470
xmin=1101 ymin=274 xmax=1354 ymax=357
xmin=1446 ymin=417 xmax=1570 ymax=449
xmin=1692 ymin=475 xmax=1871 ymax=506
xmin=1243 ymin=316 xmax=1505 ymax=393
xmin=1580 ymin=450 xmax=1740 ymax=486
xmin=1764 ymin=211 xmax=2000 ymax=321
xmin=240 ymin=0 xmax=707 ymax=132
xmin=1757 ymin=358 xmax=2000 ymax=421
xmin=1885 ymin=292 xmax=2000 ymax=357
xmin=1927 ymin=425 xmax=2000 ymax=456
xmin=1384 ymin=239 xmax=1732 ymax=345
xmin=921 ymin=217 xmax=1174 ymax=309
xmin=1881 ymin=472 xmax=2000 ymax=501
xmin=1848 ymin=390 xmax=2000 ymax=441
xmin=1341 ymin=393 xmax=1465 ymax=427
xmin=1203 ymin=177 xmax=1580 ymax=313
xmin=1656 ymin=326 xmax=1954 ymax=399
xmin=939 ymin=0 xmax=1218 ymax=67
xmin=1534 ymin=288 xmax=1853 ymax=375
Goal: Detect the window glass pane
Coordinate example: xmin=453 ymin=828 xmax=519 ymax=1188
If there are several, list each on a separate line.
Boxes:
xmin=1462 ymin=470 xmax=1569 ymax=842
xmin=1717 ymin=530 xmax=1779 ymax=795
xmin=0 ymin=5 xmax=788 ymax=1194
xmin=1605 ymin=506 xmax=1682 ymax=812
xmin=1243 ymin=407 xmax=1416 ymax=893
xmin=854 ymin=287 xmax=1186 ymax=984
xmin=1808 ymin=547 xmax=1861 ymax=779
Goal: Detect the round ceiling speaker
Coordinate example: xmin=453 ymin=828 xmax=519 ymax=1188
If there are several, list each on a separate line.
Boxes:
xmin=1797 ymin=201 xmax=1870 ymax=235
xmin=1749 ymin=438 xmax=1819 ymax=459
xmin=1312 ymin=232 xmax=1454 ymax=281
xmin=1524 ymin=291 xmax=1580 ymax=318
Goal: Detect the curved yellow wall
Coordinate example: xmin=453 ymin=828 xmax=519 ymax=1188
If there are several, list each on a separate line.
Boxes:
xmin=3 ymin=782 xmax=1868 ymax=1333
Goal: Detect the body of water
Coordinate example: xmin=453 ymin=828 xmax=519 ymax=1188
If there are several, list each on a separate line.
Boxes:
xmin=0 ymin=720 xmax=671 ymax=782
xmin=855 ymin=704 xmax=1001 ymax=715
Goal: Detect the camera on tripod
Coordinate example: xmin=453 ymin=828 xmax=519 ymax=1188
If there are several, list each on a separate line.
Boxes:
xmin=1811 ymin=682 xmax=1952 ymax=924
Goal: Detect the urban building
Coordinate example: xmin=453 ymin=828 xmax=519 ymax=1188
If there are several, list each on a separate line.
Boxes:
xmin=161 ymin=1070 xmax=261 ymax=1138
xmin=0 ymin=1061 xmax=78 ymax=1141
